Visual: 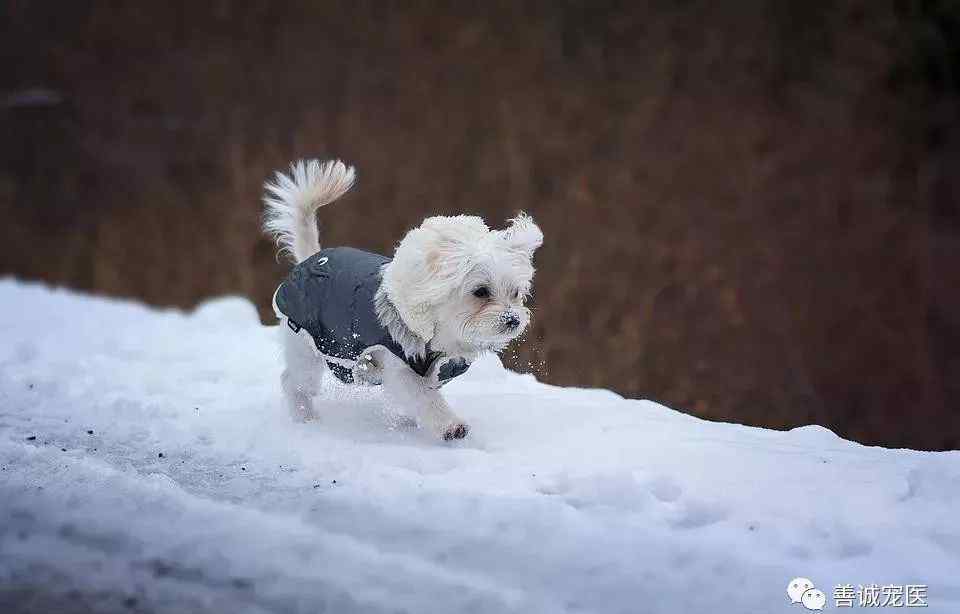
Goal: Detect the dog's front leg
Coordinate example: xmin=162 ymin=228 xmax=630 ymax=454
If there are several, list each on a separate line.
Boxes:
xmin=381 ymin=359 xmax=468 ymax=440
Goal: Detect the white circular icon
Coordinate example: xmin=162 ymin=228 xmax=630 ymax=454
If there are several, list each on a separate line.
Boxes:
xmin=801 ymin=588 xmax=827 ymax=611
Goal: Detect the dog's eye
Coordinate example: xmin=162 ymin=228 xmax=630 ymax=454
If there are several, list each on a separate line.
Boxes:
xmin=473 ymin=286 xmax=490 ymax=299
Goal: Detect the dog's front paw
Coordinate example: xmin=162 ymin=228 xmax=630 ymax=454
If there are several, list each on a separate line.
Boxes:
xmin=352 ymin=350 xmax=384 ymax=385
xmin=442 ymin=423 xmax=470 ymax=440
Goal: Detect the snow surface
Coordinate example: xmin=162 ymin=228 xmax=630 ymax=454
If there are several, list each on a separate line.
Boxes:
xmin=1 ymin=278 xmax=958 ymax=614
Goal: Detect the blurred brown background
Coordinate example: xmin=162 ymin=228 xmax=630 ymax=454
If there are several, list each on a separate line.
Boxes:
xmin=1 ymin=1 xmax=958 ymax=449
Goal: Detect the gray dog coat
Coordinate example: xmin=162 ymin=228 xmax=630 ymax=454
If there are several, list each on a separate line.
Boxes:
xmin=273 ymin=247 xmax=470 ymax=386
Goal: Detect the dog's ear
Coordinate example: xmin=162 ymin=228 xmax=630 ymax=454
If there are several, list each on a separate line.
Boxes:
xmin=382 ymin=215 xmax=488 ymax=345
xmin=497 ymin=212 xmax=543 ymax=257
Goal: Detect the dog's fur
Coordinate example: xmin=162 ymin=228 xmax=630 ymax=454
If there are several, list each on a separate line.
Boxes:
xmin=263 ymin=159 xmax=542 ymax=439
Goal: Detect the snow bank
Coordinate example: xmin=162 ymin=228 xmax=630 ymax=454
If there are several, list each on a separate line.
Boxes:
xmin=1 ymin=279 xmax=958 ymax=613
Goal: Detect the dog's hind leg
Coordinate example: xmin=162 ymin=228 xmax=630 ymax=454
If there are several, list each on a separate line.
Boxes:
xmin=279 ymin=324 xmax=324 ymax=421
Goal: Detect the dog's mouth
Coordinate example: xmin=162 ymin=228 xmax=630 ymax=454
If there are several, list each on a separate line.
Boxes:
xmin=458 ymin=310 xmax=528 ymax=348
xmin=471 ymin=325 xmax=526 ymax=345
xmin=498 ymin=325 xmax=525 ymax=339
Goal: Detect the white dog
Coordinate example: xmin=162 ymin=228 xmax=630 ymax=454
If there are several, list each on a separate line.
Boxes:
xmin=263 ymin=159 xmax=542 ymax=440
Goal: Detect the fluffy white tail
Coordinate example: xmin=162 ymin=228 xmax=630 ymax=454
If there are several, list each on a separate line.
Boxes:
xmin=262 ymin=159 xmax=356 ymax=263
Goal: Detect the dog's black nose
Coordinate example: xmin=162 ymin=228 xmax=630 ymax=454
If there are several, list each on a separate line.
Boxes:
xmin=503 ymin=313 xmax=521 ymax=330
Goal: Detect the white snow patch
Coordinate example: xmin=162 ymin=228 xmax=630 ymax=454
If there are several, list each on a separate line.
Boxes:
xmin=1 ymin=278 xmax=958 ymax=613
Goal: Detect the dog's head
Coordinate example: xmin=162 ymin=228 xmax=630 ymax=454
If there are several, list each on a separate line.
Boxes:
xmin=380 ymin=213 xmax=543 ymax=357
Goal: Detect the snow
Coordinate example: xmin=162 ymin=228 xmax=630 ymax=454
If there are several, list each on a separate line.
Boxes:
xmin=1 ymin=278 xmax=958 ymax=613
